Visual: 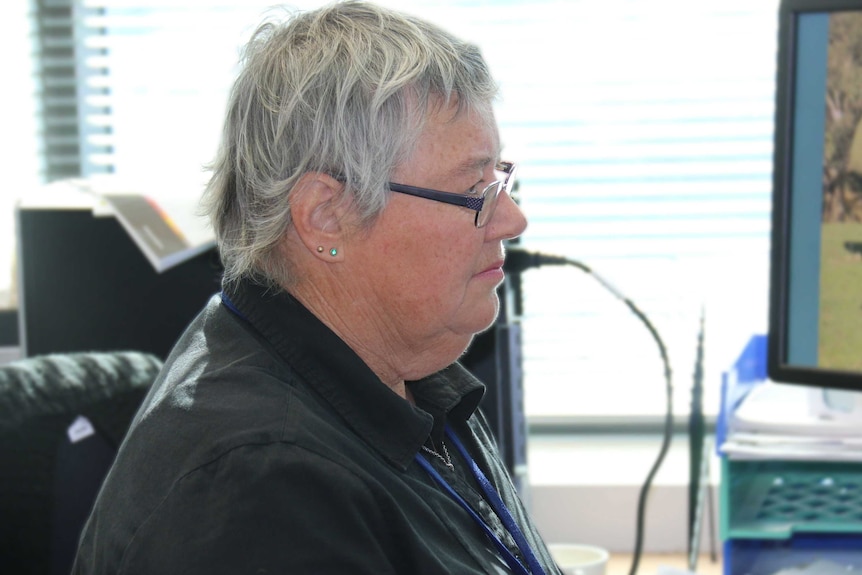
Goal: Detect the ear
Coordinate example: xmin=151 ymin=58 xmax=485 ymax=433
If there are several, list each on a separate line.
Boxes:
xmin=288 ymin=172 xmax=351 ymax=261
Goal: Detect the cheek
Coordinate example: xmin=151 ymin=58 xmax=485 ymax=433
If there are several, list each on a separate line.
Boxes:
xmin=405 ymin=245 xmax=462 ymax=299
xmin=370 ymin=205 xmax=482 ymax=316
xmin=392 ymin=237 xmax=475 ymax=313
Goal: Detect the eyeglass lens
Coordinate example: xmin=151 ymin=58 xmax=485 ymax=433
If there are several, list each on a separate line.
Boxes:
xmin=476 ymin=164 xmax=515 ymax=228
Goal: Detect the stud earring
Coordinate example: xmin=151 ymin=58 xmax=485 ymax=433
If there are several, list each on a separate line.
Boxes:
xmin=316 ymin=246 xmax=324 ymax=253
xmin=329 ymin=248 xmax=338 ymax=257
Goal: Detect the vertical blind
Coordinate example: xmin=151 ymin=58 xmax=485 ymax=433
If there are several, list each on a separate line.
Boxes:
xmin=49 ymin=0 xmax=779 ymax=418
xmin=35 ymin=0 xmax=112 ymax=179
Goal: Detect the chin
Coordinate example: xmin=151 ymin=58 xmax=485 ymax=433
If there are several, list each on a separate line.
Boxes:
xmin=467 ymin=296 xmax=501 ymax=336
xmin=446 ymin=291 xmax=500 ymax=342
xmin=485 ymin=292 xmax=502 ymax=326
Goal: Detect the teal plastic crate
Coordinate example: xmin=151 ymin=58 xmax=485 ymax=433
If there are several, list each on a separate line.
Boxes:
xmin=718 ymin=335 xmax=862 ymax=574
xmin=722 ymin=459 xmax=862 ymax=540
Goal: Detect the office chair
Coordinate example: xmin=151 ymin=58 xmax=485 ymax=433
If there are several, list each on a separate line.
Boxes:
xmin=0 ymin=351 xmax=162 ymax=575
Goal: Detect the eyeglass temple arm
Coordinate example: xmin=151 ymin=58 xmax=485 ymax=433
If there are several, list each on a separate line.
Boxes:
xmin=388 ymin=183 xmax=484 ymax=210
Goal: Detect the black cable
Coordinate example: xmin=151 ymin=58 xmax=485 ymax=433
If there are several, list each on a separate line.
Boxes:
xmin=505 ymin=248 xmax=673 ymax=575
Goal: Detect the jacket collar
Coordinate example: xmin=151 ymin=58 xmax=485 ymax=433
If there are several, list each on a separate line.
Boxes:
xmin=224 ymin=279 xmax=485 ymax=471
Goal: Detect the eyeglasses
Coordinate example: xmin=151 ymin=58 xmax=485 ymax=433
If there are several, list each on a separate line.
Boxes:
xmin=388 ymin=161 xmax=517 ymax=228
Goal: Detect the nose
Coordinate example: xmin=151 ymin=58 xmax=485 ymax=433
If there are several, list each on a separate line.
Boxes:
xmin=486 ymin=188 xmax=527 ymax=241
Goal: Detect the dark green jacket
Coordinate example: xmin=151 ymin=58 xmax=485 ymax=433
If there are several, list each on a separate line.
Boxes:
xmin=73 ymin=279 xmax=559 ymax=575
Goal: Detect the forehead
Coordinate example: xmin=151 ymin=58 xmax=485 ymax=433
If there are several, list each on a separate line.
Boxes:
xmin=408 ymin=102 xmax=501 ymax=179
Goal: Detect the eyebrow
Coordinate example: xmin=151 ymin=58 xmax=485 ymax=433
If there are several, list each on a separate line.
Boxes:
xmin=448 ymin=155 xmax=498 ymax=180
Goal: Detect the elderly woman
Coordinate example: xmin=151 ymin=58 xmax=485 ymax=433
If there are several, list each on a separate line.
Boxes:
xmin=74 ymin=2 xmax=560 ymax=574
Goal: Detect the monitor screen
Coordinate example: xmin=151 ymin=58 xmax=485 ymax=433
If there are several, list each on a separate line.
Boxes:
xmin=769 ymin=0 xmax=862 ymax=389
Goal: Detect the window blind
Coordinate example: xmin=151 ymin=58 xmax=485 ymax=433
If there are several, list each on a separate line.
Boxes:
xmin=34 ymin=0 xmax=112 ymax=179
xmin=499 ymin=1 xmax=778 ymax=418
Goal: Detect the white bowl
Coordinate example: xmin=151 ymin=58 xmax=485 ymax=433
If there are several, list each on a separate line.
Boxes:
xmin=547 ymin=543 xmax=610 ymax=575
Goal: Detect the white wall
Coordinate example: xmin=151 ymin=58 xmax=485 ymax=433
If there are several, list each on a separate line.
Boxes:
xmin=527 ymin=434 xmax=722 ymax=554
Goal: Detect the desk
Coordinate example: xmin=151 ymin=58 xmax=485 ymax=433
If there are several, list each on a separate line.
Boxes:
xmin=607 ymin=553 xmax=722 ymax=575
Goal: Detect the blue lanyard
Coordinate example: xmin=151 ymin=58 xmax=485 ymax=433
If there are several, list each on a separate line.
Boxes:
xmin=415 ymin=427 xmax=547 ymax=575
xmin=220 ymin=292 xmax=243 ymax=318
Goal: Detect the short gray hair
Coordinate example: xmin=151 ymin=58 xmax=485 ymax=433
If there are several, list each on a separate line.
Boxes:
xmin=203 ymin=0 xmax=499 ymax=289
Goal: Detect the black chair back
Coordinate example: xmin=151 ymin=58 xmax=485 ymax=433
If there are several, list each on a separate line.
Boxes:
xmin=0 ymin=351 xmax=162 ymax=575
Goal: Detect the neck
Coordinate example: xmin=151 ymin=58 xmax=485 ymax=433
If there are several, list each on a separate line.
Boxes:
xmin=284 ymin=247 xmax=470 ymax=396
xmin=287 ymin=280 xmax=414 ymax=398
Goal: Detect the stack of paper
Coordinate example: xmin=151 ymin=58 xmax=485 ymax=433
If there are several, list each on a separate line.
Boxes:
xmin=720 ymin=381 xmax=862 ymax=461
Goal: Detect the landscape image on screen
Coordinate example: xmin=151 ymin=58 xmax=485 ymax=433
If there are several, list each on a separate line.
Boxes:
xmin=819 ymin=12 xmax=862 ymax=371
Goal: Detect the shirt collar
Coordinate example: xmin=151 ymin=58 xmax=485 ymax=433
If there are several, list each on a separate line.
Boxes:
xmin=224 ymin=279 xmax=485 ymax=471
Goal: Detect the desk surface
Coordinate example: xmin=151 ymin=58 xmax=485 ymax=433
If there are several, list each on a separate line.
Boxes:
xmin=607 ymin=553 xmax=722 ymax=575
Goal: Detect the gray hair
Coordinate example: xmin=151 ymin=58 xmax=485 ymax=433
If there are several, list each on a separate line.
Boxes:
xmin=203 ymin=0 xmax=499 ymax=289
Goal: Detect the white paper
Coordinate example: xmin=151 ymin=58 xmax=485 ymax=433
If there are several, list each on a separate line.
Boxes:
xmin=721 ymin=381 xmax=862 ymax=461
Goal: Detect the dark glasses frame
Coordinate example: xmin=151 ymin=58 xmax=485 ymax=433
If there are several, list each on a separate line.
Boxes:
xmin=388 ymin=161 xmax=517 ymax=228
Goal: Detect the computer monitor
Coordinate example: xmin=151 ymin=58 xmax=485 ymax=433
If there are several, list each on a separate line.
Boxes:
xmin=16 ymin=206 xmax=222 ymax=360
xmin=768 ymin=0 xmax=862 ymax=390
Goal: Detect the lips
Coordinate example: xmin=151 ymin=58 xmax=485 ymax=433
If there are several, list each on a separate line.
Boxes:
xmin=477 ymin=259 xmax=505 ymax=276
xmin=485 ymin=259 xmax=504 ymax=273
